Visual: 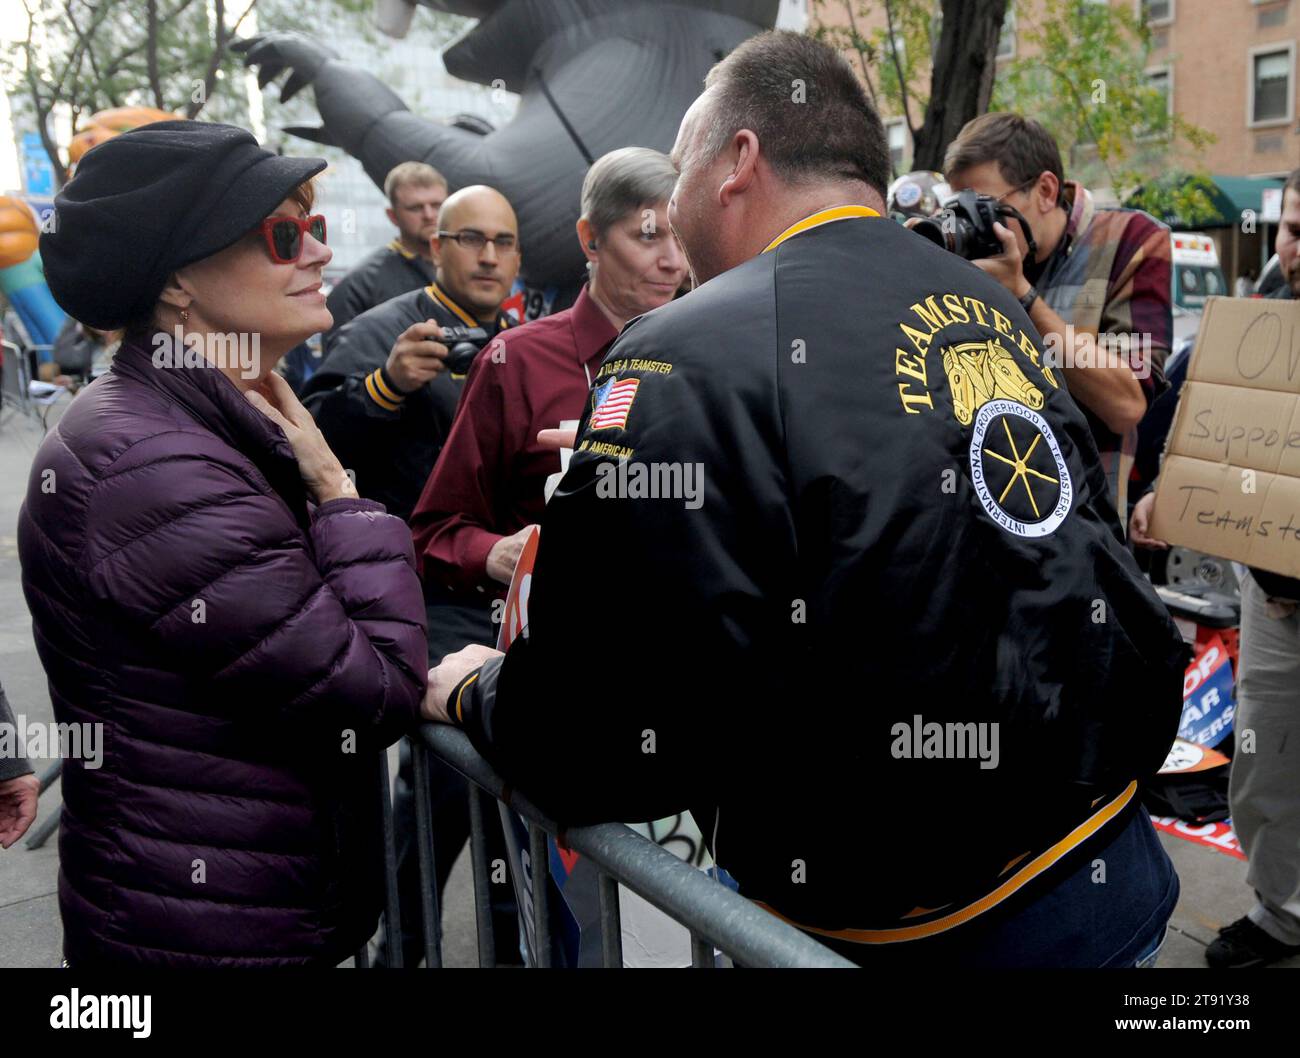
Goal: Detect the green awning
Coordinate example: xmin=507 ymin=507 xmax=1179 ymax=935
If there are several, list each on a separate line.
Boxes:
xmin=1212 ymin=175 xmax=1284 ymax=218
xmin=1126 ymin=174 xmax=1284 ymax=229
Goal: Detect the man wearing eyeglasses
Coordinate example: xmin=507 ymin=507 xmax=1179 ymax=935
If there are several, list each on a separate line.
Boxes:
xmin=943 ymin=113 xmax=1172 ymax=520
xmin=323 ymin=162 xmax=447 ymax=340
xmin=303 ymin=184 xmax=521 ymax=525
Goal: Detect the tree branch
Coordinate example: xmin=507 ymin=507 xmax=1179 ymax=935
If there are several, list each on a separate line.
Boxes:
xmin=839 ymin=1 xmax=883 ymax=120
xmin=883 ymin=0 xmax=917 ymax=139
xmin=187 ymin=0 xmax=262 ymax=118
xmin=19 ymin=0 xmax=67 ymax=186
xmin=147 ymin=0 xmax=165 ymax=108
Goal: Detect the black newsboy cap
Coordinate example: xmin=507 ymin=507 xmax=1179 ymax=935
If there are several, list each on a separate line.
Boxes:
xmin=40 ymin=120 xmax=326 ymax=330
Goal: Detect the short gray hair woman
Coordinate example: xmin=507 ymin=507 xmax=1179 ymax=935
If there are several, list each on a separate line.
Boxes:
xmin=576 ymin=147 xmax=689 ymax=325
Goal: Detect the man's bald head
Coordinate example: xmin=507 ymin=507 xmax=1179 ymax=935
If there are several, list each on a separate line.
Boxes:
xmin=437 ymin=185 xmax=518 ymax=235
xmin=431 ymin=184 xmax=522 ymax=321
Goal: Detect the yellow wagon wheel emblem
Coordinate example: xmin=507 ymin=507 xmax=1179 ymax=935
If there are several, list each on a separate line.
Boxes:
xmin=982 ymin=417 xmax=1059 ymax=519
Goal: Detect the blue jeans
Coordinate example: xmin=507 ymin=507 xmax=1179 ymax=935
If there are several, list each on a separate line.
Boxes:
xmin=1133 ymin=925 xmax=1168 ymax=968
xmin=815 ymin=810 xmax=1180 ymax=969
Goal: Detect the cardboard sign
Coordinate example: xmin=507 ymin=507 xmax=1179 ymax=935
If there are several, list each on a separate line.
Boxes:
xmin=1150 ymin=296 xmax=1300 ymax=578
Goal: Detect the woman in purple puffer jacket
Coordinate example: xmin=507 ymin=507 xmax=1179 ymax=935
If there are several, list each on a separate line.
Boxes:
xmin=19 ymin=121 xmax=428 ymax=967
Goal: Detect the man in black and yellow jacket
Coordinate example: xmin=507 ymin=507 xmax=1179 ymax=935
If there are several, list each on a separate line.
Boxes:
xmin=426 ymin=32 xmax=1188 ymax=967
xmin=322 ymin=161 xmax=445 ymax=342
xmin=303 ymin=184 xmax=521 ymax=524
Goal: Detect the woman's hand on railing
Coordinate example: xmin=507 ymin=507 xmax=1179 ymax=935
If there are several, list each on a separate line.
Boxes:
xmin=422 ymin=644 xmax=503 ymax=723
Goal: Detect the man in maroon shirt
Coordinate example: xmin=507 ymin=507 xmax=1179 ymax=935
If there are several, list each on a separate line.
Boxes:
xmin=411 ymin=146 xmax=688 ymax=597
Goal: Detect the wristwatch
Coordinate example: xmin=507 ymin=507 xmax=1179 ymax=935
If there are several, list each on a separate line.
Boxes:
xmin=1018 ymin=285 xmax=1040 ymax=313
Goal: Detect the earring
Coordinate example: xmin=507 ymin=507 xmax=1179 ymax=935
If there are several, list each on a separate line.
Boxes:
xmin=180 ymin=309 xmax=190 ymax=323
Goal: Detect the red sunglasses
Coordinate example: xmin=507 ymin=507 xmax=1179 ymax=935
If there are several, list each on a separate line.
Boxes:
xmin=257 ymin=214 xmax=327 ymax=263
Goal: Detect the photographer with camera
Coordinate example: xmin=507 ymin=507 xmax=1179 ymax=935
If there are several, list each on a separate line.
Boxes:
xmin=302 ymin=184 xmax=520 ymax=523
xmin=925 ymin=113 xmax=1172 ymax=517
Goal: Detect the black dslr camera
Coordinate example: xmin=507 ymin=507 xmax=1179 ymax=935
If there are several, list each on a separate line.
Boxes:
xmin=440 ymin=325 xmax=491 ymax=375
xmin=910 ymin=189 xmax=1037 ymax=262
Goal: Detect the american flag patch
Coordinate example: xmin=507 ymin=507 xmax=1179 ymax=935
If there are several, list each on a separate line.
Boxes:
xmin=590 ymin=377 xmax=640 ymax=431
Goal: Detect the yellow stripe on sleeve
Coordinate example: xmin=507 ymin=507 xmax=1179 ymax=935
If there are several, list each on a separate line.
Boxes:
xmin=454 ymin=672 xmax=479 ymax=725
xmin=365 ymin=370 xmax=402 ymax=411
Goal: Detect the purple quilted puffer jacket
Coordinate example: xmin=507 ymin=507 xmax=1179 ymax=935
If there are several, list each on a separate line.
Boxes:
xmin=17 ymin=335 xmax=427 ymax=967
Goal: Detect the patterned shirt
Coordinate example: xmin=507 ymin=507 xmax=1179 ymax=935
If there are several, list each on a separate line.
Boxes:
xmin=1039 ymin=181 xmax=1172 ymax=512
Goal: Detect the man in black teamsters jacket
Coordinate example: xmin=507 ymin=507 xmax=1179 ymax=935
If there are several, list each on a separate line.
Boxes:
xmin=303 ymin=185 xmax=520 ymax=523
xmin=425 ymin=32 xmax=1188 ymax=967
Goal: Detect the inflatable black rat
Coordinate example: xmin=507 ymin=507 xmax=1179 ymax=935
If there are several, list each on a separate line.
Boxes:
xmin=237 ymin=0 xmax=779 ymax=314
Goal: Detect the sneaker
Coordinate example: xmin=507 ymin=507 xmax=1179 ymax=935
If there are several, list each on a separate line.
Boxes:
xmin=1206 ymin=916 xmax=1300 ymax=968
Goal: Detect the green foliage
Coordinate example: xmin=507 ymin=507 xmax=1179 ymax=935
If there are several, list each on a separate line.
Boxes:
xmin=2 ymin=0 xmax=265 ymax=184
xmin=2 ymin=0 xmax=469 ymax=186
xmin=5 ymin=0 xmax=259 ymax=124
xmin=810 ymin=0 xmax=938 ymax=146
xmin=992 ymin=0 xmax=1217 ymax=222
xmin=811 ymin=0 xmax=1217 ymax=219
xmin=871 ymin=0 xmax=938 ymax=119
xmin=1126 ymin=173 xmax=1221 ymax=229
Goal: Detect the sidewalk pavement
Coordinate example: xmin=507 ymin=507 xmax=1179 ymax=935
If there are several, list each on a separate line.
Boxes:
xmin=0 ymin=395 xmax=1294 ymax=969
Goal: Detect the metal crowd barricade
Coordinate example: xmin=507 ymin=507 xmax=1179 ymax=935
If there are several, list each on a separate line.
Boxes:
xmin=1 ymin=337 xmax=58 ymax=430
xmin=361 ymin=723 xmax=854 ymax=969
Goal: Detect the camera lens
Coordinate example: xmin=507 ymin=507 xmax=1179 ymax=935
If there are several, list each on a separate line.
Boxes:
xmin=446 ymin=341 xmax=480 ymax=375
xmin=912 ymin=211 xmax=975 ymax=259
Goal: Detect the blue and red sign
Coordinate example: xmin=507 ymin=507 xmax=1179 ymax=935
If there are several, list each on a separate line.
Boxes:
xmin=1179 ymin=634 xmax=1235 ymax=749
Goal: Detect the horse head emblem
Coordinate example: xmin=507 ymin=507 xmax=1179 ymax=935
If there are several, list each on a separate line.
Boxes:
xmin=942 ymin=338 xmax=1043 ymax=426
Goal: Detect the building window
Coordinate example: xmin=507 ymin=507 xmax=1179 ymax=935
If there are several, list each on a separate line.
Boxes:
xmin=996 ymin=11 xmax=1016 ymax=60
xmin=889 ymin=30 xmax=906 ymax=65
xmin=1138 ymin=0 xmax=1174 ymax=26
xmin=1139 ymin=65 xmax=1172 ymax=139
xmin=1257 ymin=5 xmax=1286 ymax=31
xmin=1147 ymin=66 xmax=1172 ymax=115
xmin=887 ymin=121 xmax=907 ymax=174
xmin=1250 ymin=44 xmax=1295 ymax=126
